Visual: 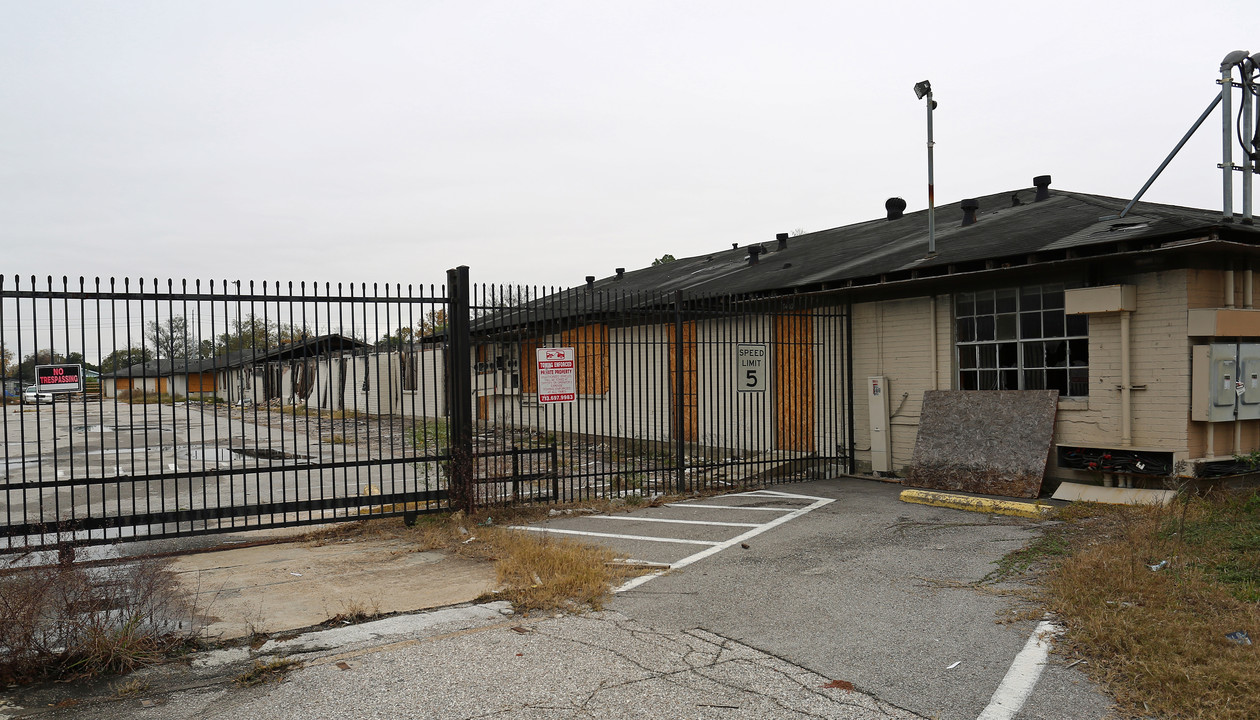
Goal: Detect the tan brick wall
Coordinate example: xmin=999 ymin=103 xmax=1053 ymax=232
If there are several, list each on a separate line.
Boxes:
xmin=1052 ymin=270 xmax=1192 ymax=462
xmin=850 ymin=295 xmax=952 ymax=473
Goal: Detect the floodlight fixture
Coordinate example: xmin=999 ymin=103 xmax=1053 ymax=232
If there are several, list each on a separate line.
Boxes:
xmin=914 ymin=80 xmax=931 ymax=100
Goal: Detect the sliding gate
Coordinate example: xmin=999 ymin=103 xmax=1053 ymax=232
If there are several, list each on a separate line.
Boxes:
xmin=2 ymin=269 xmax=853 ymax=553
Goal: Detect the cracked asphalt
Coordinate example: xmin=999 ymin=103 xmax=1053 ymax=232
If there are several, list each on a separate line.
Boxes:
xmin=14 ymin=478 xmax=1114 ymax=719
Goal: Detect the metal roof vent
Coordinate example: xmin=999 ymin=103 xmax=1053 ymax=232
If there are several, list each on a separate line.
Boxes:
xmin=1033 ymin=175 xmax=1052 ymax=202
xmin=776 ymin=232 xmax=789 ymax=250
xmin=961 ymin=198 xmax=979 ymax=226
xmin=1011 ymin=193 xmax=1023 ymax=207
xmin=585 ymin=275 xmax=595 ymax=291
xmin=615 ymin=268 xmax=625 ymax=280
xmin=748 ymin=246 xmax=763 ymax=265
xmin=885 ymin=197 xmax=907 ymax=220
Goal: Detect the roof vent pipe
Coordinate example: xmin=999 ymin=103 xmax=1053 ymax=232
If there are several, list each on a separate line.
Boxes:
xmin=885 ymin=197 xmax=906 ymax=220
xmin=961 ymin=198 xmax=979 ymax=226
xmin=585 ymin=275 xmax=595 ymax=291
xmin=1033 ymin=175 xmax=1052 ymax=202
xmin=776 ymin=232 xmax=789 ymax=250
xmin=732 ymin=243 xmax=739 ymax=250
xmin=748 ymin=246 xmax=763 ymax=266
xmin=615 ymin=268 xmax=625 ymax=280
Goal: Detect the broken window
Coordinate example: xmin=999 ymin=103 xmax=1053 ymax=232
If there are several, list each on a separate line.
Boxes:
xmin=400 ymin=350 xmax=418 ymax=392
xmin=955 ymin=284 xmax=1089 ymax=397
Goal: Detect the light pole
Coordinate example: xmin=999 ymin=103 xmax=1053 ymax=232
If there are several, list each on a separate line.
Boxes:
xmin=914 ymin=80 xmax=936 ymax=255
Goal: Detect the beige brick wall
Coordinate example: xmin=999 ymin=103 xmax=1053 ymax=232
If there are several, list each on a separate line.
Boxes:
xmin=1052 ymin=270 xmax=1191 ymax=463
xmin=850 ymin=295 xmax=952 ymax=473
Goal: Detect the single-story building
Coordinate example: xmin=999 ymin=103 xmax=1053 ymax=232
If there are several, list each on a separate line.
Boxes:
xmin=469 ymin=176 xmax=1260 ymax=485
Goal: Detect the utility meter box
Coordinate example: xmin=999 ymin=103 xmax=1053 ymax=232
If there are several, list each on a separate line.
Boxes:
xmin=1238 ymin=343 xmax=1260 ymax=420
xmin=867 ymin=376 xmax=892 ymax=472
xmin=1193 ymin=343 xmax=1246 ymax=422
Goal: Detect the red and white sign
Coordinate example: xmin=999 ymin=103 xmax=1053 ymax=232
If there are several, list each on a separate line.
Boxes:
xmin=536 ymin=347 xmax=577 ymax=403
xmin=35 ymin=364 xmax=84 ymax=393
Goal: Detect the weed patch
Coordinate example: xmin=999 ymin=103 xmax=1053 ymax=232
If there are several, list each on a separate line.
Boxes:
xmin=234 ymin=657 xmax=301 ymax=687
xmin=1043 ymin=492 xmax=1260 ymax=720
xmin=0 ymin=560 xmax=201 ymax=684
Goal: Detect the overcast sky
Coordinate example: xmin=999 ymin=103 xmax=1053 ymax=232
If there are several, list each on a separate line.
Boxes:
xmin=2 ymin=1 xmax=1257 ymax=293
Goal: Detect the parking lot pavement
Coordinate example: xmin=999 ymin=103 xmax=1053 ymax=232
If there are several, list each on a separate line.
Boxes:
xmin=14 ymin=478 xmax=1113 ymax=720
xmin=599 ymin=479 xmax=1113 ymax=720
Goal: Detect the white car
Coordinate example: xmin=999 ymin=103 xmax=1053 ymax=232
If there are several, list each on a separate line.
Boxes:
xmin=22 ymin=387 xmax=54 ymax=404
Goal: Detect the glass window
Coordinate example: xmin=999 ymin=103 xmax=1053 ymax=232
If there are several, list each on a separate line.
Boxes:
xmin=954 ymin=284 xmax=1088 ymax=397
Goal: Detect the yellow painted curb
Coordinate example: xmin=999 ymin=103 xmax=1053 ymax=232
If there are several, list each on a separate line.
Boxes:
xmin=899 ymin=489 xmax=1054 ymax=519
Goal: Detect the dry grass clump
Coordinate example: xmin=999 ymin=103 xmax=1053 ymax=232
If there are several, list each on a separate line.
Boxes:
xmin=302 ymin=506 xmax=646 ymax=612
xmin=234 ymin=657 xmax=301 ymax=687
xmin=0 ymin=559 xmax=200 ymax=683
xmin=1046 ymin=490 xmax=1260 ymax=719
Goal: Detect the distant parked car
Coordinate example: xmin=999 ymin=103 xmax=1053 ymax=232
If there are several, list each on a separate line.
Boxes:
xmin=22 ymin=387 xmax=54 ymax=404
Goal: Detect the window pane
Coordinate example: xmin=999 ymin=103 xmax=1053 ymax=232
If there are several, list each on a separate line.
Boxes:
xmin=1069 ymin=367 xmax=1090 ymax=396
xmin=1023 ymin=341 xmax=1045 ymax=368
xmin=1021 ymin=312 xmax=1042 ymax=339
xmin=975 ymin=290 xmax=995 ymax=315
xmin=996 ymin=288 xmax=1017 ymax=313
xmin=1045 ymin=340 xmax=1067 ymax=367
xmin=1066 ymin=313 xmax=1088 ymax=337
xmin=956 ymin=293 xmax=974 ymax=317
xmin=979 ymin=369 xmax=998 ymax=390
xmin=1020 ymin=286 xmax=1042 ymax=310
xmin=958 ymin=345 xmax=977 ymax=369
xmin=996 ymin=313 xmax=1017 ymax=340
xmin=1001 ymin=370 xmax=1019 ymax=389
xmin=1047 ymin=368 xmax=1068 ymax=395
xmin=998 ymin=342 xmax=1018 ymax=368
xmin=1043 ymin=310 xmax=1065 ymax=337
xmin=1042 ymin=286 xmax=1064 ymax=309
xmin=960 ymin=370 xmax=978 ymax=390
xmin=976 ymin=316 xmax=995 ymax=341
xmin=978 ymin=344 xmax=998 ymax=368
xmin=957 ymin=317 xmax=975 ymax=342
xmin=1069 ymin=338 xmax=1089 ymax=366
xmin=1023 ymin=369 xmax=1046 ymax=389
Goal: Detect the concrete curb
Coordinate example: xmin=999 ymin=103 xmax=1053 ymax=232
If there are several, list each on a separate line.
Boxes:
xmin=899 ymin=488 xmax=1054 ymax=519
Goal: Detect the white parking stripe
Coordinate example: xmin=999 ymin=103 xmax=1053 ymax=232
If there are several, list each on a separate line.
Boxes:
xmin=509 ymin=526 xmax=721 ymax=546
xmin=976 ymin=619 xmax=1062 ymax=720
xmin=616 ymin=495 xmax=834 ymax=593
xmin=596 ymin=516 xmax=761 ymax=528
xmin=665 ymin=503 xmax=799 ymax=512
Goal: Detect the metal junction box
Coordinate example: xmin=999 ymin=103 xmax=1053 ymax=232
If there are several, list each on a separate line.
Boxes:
xmin=1192 ymin=343 xmax=1260 ymax=421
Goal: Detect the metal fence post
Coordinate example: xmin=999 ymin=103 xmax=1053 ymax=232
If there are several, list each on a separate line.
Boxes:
xmin=446 ymin=266 xmax=475 ymax=513
xmin=673 ymin=290 xmax=686 ymax=493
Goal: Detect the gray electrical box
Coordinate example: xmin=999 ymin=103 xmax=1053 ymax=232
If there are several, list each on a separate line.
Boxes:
xmin=1239 ymin=343 xmax=1260 ymax=420
xmin=1192 ymin=343 xmax=1244 ymax=422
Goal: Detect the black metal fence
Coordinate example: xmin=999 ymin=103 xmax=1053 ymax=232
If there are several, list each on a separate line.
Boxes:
xmin=1 ymin=268 xmax=852 ymax=552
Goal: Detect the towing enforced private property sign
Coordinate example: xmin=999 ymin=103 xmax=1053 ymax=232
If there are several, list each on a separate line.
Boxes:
xmin=737 ymin=344 xmax=767 ymax=392
xmin=536 ymin=347 xmax=577 ymax=403
xmin=35 ymin=364 xmax=84 ymax=393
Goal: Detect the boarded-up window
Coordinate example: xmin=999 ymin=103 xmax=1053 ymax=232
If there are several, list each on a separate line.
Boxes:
xmin=519 ymin=325 xmax=610 ymax=396
xmin=186 ymin=372 xmax=216 ymax=392
xmin=561 ymin=324 xmax=610 ymax=395
xmin=774 ymin=311 xmax=815 ymax=451
xmin=668 ymin=321 xmax=699 ymax=442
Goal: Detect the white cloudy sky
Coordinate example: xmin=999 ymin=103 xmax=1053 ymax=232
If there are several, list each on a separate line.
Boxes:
xmin=1 ymin=1 xmax=1256 ymax=291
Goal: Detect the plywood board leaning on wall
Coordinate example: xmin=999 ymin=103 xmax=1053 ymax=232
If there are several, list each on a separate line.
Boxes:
xmin=904 ymin=390 xmax=1059 ymax=498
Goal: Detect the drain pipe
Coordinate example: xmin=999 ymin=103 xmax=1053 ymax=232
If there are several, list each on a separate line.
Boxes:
xmin=1226 ymin=266 xmax=1236 ymax=307
xmin=1247 ymin=265 xmax=1255 ymax=308
xmin=929 ymin=295 xmax=939 ymax=390
xmin=1207 ymin=421 xmax=1216 ymax=459
xmin=1120 ymin=310 xmax=1133 ymax=447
